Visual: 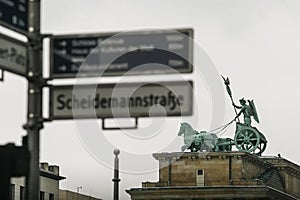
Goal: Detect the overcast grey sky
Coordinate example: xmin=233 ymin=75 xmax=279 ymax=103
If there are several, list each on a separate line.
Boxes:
xmin=1 ymin=0 xmax=300 ymax=199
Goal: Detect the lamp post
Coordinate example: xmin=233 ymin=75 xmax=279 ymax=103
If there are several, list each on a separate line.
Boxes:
xmin=112 ymin=149 xmax=120 ymax=200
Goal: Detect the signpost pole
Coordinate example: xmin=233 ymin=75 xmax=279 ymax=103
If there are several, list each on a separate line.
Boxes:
xmin=113 ymin=149 xmax=120 ymax=200
xmin=23 ymin=0 xmax=43 ymax=199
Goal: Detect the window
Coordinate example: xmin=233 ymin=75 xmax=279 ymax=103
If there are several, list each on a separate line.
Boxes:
xmin=196 ymin=169 xmax=205 ymax=186
xmin=49 ymin=193 xmax=55 ymax=200
xmin=40 ymin=191 xmax=45 ymax=200
xmin=197 ymin=169 xmax=203 ymax=175
xmin=20 ymin=186 xmax=25 ymax=200
xmin=10 ymin=184 xmax=15 ymax=200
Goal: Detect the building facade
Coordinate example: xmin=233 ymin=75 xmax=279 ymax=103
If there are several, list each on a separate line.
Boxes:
xmin=10 ymin=162 xmax=65 ymax=200
xmin=127 ymin=152 xmax=300 ymax=199
xmin=59 ymin=190 xmax=101 ymax=200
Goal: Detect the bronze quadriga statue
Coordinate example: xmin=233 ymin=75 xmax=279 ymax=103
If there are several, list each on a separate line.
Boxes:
xmin=178 ymin=76 xmax=267 ymax=155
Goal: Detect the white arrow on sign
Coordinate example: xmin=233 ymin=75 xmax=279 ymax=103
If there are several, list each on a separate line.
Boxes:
xmin=55 ymin=49 xmax=67 ymax=55
xmin=59 ymin=40 xmax=67 ymax=47
xmin=58 ymin=65 xmax=67 ymax=71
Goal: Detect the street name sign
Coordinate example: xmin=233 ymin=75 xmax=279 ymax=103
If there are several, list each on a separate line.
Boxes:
xmin=0 ymin=33 xmax=27 ymax=76
xmin=49 ymin=81 xmax=193 ymax=120
xmin=50 ymin=29 xmax=193 ymax=78
xmin=0 ymin=0 xmax=28 ymax=33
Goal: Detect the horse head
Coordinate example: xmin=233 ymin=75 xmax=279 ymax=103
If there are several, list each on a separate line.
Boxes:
xmin=178 ymin=123 xmax=186 ymax=136
xmin=178 ymin=122 xmax=194 ymax=136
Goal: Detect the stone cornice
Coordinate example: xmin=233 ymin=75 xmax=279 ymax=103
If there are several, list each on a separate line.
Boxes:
xmin=126 ymin=186 xmax=299 ymax=200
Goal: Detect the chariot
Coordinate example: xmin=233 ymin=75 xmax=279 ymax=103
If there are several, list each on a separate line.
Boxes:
xmin=234 ymin=122 xmax=267 ymax=155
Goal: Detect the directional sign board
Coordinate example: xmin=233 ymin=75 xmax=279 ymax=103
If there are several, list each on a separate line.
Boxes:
xmin=0 ymin=0 xmax=28 ymax=33
xmin=50 ymin=29 xmax=193 ymax=78
xmin=49 ymin=81 xmax=193 ymax=120
xmin=0 ymin=33 xmax=27 ymax=76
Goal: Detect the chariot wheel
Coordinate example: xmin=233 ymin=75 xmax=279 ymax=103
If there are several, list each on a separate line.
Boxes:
xmin=234 ymin=126 xmax=260 ymax=153
xmin=252 ymin=140 xmax=267 ymax=155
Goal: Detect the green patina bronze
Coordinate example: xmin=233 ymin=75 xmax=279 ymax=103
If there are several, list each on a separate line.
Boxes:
xmin=178 ymin=123 xmax=233 ymax=153
xmin=233 ymin=98 xmax=259 ymax=126
xmin=178 ymin=76 xmax=267 ymax=155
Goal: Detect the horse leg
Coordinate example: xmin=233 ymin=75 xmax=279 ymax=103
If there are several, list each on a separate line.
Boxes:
xmin=182 ymin=144 xmax=189 ymax=152
xmin=214 ymin=144 xmax=219 ymax=152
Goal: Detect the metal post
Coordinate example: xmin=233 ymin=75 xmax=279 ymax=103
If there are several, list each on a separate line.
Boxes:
xmin=113 ymin=149 xmax=120 ymax=200
xmin=23 ymin=0 xmax=43 ymax=199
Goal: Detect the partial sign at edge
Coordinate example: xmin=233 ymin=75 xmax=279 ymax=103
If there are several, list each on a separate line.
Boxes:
xmin=0 ymin=33 xmax=27 ymax=77
xmin=0 ymin=0 xmax=29 ymax=34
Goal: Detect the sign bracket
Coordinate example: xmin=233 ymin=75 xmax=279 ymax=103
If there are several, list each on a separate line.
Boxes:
xmin=102 ymin=118 xmax=138 ymax=130
xmin=42 ymin=118 xmax=53 ymax=123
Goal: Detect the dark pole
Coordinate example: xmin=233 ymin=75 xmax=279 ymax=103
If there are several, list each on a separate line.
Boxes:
xmin=23 ymin=0 xmax=43 ymax=199
xmin=113 ymin=149 xmax=120 ymax=200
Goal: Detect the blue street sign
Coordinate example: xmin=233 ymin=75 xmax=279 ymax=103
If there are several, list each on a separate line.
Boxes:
xmin=0 ymin=0 xmax=28 ymax=33
xmin=50 ymin=29 xmax=193 ymax=78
